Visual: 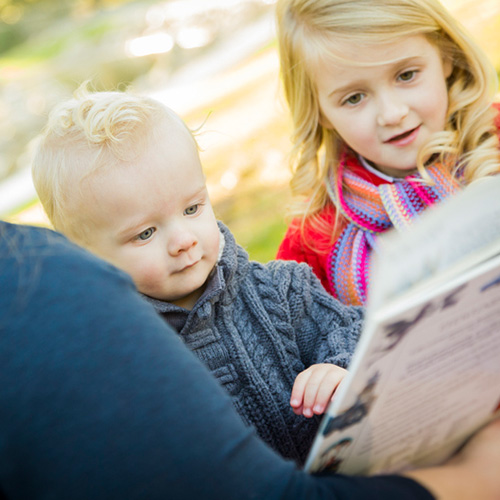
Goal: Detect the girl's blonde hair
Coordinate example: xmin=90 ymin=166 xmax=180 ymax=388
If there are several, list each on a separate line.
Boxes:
xmin=31 ymin=86 xmax=194 ymax=244
xmin=276 ymin=0 xmax=500 ymax=231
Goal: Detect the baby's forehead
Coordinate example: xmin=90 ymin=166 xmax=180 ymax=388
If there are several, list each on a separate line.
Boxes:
xmin=157 ymin=108 xmax=197 ymax=141
xmin=118 ymin=107 xmax=197 ymax=160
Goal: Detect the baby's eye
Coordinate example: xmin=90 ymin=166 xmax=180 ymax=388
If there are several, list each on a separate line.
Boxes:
xmin=138 ymin=227 xmax=155 ymax=241
xmin=398 ymin=70 xmax=416 ymax=82
xmin=184 ymin=205 xmax=199 ymax=216
xmin=343 ymin=93 xmax=363 ymax=106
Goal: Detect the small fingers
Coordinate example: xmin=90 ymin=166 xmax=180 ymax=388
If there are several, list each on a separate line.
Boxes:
xmin=312 ymin=367 xmax=347 ymax=414
xmin=301 ymin=367 xmax=329 ymax=417
xmin=292 ymin=364 xmax=347 ymax=418
xmin=290 ymin=369 xmax=313 ymax=410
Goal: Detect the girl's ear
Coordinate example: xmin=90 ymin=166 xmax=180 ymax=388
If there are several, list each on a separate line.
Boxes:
xmin=318 ymin=111 xmax=334 ymax=130
xmin=443 ymin=56 xmax=453 ymax=79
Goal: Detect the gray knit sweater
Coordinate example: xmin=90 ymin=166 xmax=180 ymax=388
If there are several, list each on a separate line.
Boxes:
xmin=146 ymin=222 xmax=363 ymax=465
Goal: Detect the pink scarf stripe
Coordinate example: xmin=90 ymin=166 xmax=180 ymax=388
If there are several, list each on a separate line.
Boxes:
xmin=327 ymin=154 xmax=461 ymax=306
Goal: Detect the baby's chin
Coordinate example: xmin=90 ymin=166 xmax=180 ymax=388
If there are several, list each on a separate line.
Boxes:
xmin=146 ymin=283 xmax=206 ymax=310
xmin=139 ymin=268 xmax=213 ymax=308
xmin=168 ymin=288 xmax=205 ymax=310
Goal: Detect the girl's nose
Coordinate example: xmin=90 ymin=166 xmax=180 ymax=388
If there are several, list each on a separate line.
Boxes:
xmin=376 ymin=93 xmax=409 ymax=127
xmin=167 ymin=227 xmax=197 ymax=256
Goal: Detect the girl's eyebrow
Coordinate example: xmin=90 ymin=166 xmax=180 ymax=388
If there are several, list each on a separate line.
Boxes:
xmin=328 ymin=81 xmax=365 ymax=98
xmin=328 ymin=56 xmax=425 ymax=98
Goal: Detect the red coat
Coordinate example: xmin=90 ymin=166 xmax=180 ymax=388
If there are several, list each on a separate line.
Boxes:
xmin=277 ymin=162 xmax=389 ymax=297
xmin=277 ymin=103 xmax=500 ymax=301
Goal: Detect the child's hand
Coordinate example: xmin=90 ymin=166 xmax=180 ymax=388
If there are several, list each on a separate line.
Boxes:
xmin=290 ymin=363 xmax=347 ymax=418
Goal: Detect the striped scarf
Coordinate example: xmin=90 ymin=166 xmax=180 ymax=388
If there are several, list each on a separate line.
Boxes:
xmin=326 ymin=152 xmax=461 ymax=306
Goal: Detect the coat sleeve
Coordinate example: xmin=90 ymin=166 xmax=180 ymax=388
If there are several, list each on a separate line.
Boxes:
xmin=0 ymin=224 xmax=432 ymax=500
xmin=276 ymin=208 xmax=340 ymax=296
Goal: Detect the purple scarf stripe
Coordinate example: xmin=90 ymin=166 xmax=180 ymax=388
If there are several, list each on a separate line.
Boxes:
xmin=327 ymin=155 xmax=460 ymax=305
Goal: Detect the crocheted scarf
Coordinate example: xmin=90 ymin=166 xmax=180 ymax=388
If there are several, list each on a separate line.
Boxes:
xmin=326 ymin=152 xmax=461 ymax=306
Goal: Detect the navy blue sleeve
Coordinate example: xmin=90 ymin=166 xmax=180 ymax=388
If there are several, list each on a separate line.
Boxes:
xmin=0 ymin=223 xmax=433 ymax=500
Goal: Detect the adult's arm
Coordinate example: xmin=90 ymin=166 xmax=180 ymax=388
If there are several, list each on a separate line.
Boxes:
xmin=405 ymin=418 xmax=500 ymax=499
xmin=0 ymin=223 xmax=497 ymax=499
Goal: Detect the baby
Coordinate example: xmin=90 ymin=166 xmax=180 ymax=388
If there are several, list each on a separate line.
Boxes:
xmin=31 ymin=88 xmax=363 ymax=465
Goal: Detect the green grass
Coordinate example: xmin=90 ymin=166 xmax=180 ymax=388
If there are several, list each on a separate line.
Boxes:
xmin=1 ymin=16 xmax=114 ymax=66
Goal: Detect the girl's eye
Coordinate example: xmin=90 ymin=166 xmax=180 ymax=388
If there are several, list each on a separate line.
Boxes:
xmin=184 ymin=205 xmax=199 ymax=215
xmin=399 ymin=70 xmax=416 ymax=82
xmin=138 ymin=227 xmax=155 ymax=241
xmin=344 ymin=93 xmax=363 ymax=106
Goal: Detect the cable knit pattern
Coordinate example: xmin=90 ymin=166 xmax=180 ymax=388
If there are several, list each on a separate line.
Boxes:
xmin=149 ymin=222 xmax=363 ymax=465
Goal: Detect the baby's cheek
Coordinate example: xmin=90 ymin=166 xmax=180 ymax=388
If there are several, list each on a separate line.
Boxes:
xmin=209 ymin=232 xmax=223 ymax=263
xmin=131 ymin=261 xmax=166 ymax=295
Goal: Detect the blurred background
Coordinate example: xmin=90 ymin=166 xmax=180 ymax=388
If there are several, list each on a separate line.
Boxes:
xmin=1 ymin=0 xmax=499 ymax=262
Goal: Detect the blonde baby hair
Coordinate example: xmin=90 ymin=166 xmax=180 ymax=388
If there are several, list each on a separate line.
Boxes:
xmin=276 ymin=0 xmax=500 ymax=234
xmin=32 ymin=85 xmax=196 ymax=245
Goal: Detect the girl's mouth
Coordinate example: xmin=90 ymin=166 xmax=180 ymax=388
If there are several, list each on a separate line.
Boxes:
xmin=385 ymin=125 xmax=420 ymax=146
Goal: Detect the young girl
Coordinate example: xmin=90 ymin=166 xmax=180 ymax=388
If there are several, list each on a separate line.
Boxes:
xmin=275 ymin=0 xmax=500 ymax=306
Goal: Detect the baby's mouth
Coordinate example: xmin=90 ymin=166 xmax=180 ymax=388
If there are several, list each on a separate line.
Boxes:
xmin=178 ymin=258 xmax=200 ymax=273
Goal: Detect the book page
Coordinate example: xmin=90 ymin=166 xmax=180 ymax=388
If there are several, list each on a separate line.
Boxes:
xmin=305 ymin=176 xmax=500 ymax=475
xmin=306 ymin=254 xmax=500 ymax=474
xmin=369 ymin=176 xmax=500 ymax=310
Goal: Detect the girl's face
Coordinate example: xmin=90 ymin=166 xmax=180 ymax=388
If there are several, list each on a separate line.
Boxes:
xmin=313 ymin=35 xmax=452 ymax=178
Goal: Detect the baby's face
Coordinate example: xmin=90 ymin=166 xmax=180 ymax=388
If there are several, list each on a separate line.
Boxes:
xmin=81 ymin=119 xmax=220 ymax=310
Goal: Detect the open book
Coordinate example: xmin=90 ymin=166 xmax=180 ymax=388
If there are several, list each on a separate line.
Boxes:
xmin=305 ymin=176 xmax=500 ymax=475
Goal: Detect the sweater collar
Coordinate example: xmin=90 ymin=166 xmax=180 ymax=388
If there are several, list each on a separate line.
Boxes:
xmin=358 ymin=155 xmax=399 ymax=183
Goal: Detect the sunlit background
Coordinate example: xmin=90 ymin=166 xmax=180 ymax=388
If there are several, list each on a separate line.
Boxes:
xmin=1 ymin=0 xmax=499 ymax=262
